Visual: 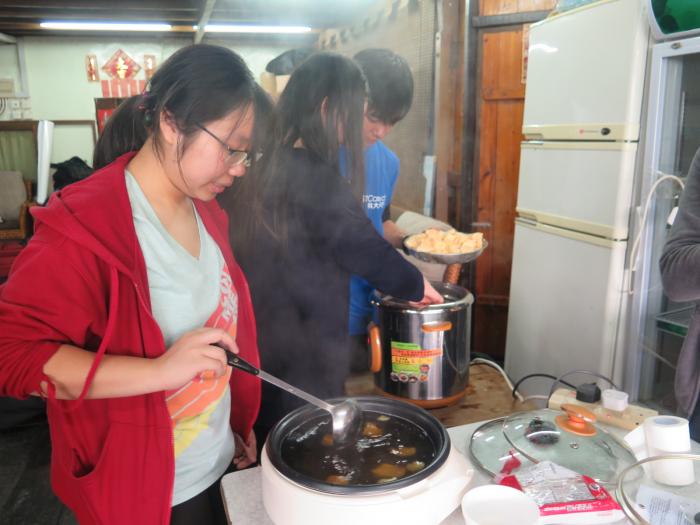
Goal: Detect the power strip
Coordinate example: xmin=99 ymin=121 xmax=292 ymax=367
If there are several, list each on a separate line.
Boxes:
xmin=548 ymin=388 xmax=658 ymax=431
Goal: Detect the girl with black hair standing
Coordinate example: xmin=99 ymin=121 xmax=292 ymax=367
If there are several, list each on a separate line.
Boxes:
xmin=228 ymin=52 xmax=442 ymax=447
xmin=0 ymin=44 xmax=263 ymax=524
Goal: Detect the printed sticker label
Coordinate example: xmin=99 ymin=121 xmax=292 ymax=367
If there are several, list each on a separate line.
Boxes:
xmin=390 ymin=341 xmax=442 ymax=381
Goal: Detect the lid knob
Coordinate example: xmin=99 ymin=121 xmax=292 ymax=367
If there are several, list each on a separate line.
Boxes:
xmin=555 ymin=403 xmax=597 ymax=436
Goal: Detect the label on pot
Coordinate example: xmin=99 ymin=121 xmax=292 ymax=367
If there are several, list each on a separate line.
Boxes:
xmin=390 ymin=341 xmax=442 ymax=383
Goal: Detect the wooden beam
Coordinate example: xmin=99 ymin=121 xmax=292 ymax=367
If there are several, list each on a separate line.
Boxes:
xmin=0 ymin=32 xmax=16 ymax=44
xmin=433 ymin=0 xmax=463 ymax=223
xmin=194 ymin=0 xmax=217 ymax=44
xmin=458 ymin=0 xmax=479 ymax=291
xmin=472 ymin=10 xmax=549 ymax=27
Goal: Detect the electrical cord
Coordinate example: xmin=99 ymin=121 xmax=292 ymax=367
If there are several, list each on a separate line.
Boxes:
xmin=471 ymin=351 xmax=502 ymax=364
xmin=521 ymin=394 xmax=550 ymax=405
xmin=470 ymin=357 xmax=523 ymax=403
xmin=627 ymin=173 xmax=685 ymax=295
xmin=468 ymin=362 xmax=619 ymax=408
xmin=547 ymin=369 xmax=619 ymax=404
xmin=511 ymin=373 xmax=576 ymax=399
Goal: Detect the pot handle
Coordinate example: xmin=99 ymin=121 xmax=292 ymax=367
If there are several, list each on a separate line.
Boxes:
xmin=368 ymin=322 xmax=382 ymax=373
xmin=555 ymin=403 xmax=597 ymax=436
xmin=443 ymin=263 xmax=462 ymax=284
xmin=422 ymin=321 xmax=452 ymax=333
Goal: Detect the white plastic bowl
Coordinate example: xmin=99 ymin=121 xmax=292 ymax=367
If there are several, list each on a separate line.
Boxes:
xmin=461 ymin=484 xmax=540 ymax=525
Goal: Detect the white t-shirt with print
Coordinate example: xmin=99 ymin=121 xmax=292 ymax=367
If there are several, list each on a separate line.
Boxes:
xmin=126 ymin=171 xmax=237 ymax=506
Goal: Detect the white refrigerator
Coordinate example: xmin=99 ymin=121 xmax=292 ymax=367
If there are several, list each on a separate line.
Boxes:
xmin=504 ymin=0 xmax=650 ymax=395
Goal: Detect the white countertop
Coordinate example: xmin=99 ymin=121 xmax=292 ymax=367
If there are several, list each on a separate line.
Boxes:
xmin=222 ymin=417 xmax=700 ymax=524
xmin=221 ymin=419 xmax=638 ymax=524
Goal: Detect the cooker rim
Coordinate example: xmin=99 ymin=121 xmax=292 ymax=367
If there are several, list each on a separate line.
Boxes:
xmin=264 ymin=395 xmax=452 ymax=495
xmin=371 ymin=281 xmax=474 ymax=311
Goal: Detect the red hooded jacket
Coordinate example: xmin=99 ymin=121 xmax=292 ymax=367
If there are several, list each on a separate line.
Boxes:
xmin=0 ymin=153 xmax=261 ymax=524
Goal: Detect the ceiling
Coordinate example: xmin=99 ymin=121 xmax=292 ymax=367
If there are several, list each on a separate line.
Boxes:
xmin=0 ymin=0 xmax=385 ymax=37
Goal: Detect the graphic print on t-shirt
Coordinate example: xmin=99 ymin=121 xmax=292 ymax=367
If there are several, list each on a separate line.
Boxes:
xmin=165 ymin=264 xmax=238 ymax=457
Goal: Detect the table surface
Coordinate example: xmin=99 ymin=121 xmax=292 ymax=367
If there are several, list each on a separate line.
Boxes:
xmin=221 ymin=420 xmax=641 ymax=524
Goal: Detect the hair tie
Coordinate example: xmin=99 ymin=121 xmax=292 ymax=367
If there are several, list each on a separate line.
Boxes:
xmin=138 ymin=92 xmax=155 ymax=127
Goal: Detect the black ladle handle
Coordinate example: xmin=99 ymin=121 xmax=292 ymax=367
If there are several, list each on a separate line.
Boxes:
xmin=213 ymin=343 xmax=334 ymax=412
xmin=213 ymin=342 xmax=260 ymax=376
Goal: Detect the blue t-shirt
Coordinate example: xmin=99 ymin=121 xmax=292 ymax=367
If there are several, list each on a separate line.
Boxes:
xmin=339 ymin=141 xmax=400 ymax=335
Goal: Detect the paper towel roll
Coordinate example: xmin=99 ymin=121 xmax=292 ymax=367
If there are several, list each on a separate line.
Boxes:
xmin=643 ymin=416 xmax=694 ymax=486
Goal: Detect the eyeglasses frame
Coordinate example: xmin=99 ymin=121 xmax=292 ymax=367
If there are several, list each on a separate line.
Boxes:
xmin=195 ymin=123 xmax=252 ymax=168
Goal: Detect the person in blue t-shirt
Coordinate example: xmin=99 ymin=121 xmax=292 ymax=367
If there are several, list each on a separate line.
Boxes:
xmin=346 ymin=49 xmax=417 ymax=371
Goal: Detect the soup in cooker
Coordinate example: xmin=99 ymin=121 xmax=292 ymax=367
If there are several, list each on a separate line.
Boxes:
xmin=280 ymin=412 xmax=435 ymax=486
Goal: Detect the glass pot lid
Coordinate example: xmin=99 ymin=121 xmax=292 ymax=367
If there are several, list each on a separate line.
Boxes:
xmin=617 ymin=453 xmax=700 ymax=525
xmin=469 ymin=417 xmax=536 ymax=477
xmin=501 ymin=404 xmax=637 ymax=485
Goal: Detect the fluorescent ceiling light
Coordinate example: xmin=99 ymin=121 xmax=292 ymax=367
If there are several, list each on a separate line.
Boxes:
xmin=200 ymin=24 xmax=312 ymax=34
xmin=40 ymin=21 xmax=172 ymax=32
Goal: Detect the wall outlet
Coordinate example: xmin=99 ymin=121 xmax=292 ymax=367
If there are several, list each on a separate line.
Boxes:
xmin=10 ymin=109 xmax=21 ymax=119
xmin=20 ymin=99 xmax=31 ymax=109
xmin=549 ymin=388 xmax=658 ymax=430
xmin=9 ymin=99 xmax=20 ymax=110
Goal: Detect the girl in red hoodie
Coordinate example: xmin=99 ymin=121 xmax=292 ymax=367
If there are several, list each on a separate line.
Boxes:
xmin=0 ymin=44 xmax=263 ymax=524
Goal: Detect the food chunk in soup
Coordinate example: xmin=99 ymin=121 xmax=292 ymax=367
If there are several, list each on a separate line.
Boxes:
xmin=281 ymin=411 xmax=435 ymax=486
xmin=372 ymin=463 xmax=406 ymax=479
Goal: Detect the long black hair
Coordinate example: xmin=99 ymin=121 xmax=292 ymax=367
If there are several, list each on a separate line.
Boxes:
xmin=245 ymin=52 xmax=366 ymax=245
xmin=93 ymin=95 xmax=148 ymax=170
xmin=218 ymin=84 xmax=275 ymax=239
xmin=275 ymin=52 xmax=366 ymax=196
xmin=93 ymin=44 xmax=257 ymax=169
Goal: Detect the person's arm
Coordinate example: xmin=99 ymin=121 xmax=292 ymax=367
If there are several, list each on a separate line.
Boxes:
xmin=299 ymin=167 xmax=423 ymax=301
xmin=660 ymin=148 xmax=700 ymax=302
xmin=382 ymin=219 xmax=406 ymax=248
xmin=0 ymin=237 xmax=232 ymax=401
xmin=41 ymin=328 xmax=234 ymax=400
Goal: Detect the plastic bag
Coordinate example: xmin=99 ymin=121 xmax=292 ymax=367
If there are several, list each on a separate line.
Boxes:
xmin=500 ymin=461 xmax=625 ymax=524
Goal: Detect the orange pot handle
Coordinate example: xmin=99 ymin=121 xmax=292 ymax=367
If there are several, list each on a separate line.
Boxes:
xmin=368 ymin=322 xmax=382 ymax=373
xmin=555 ymin=403 xmax=597 ymax=436
xmin=422 ymin=321 xmax=452 ymax=333
xmin=443 ymin=263 xmax=462 ymax=285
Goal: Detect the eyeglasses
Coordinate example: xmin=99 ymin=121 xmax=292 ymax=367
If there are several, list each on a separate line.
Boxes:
xmin=196 ymin=124 xmax=252 ymax=167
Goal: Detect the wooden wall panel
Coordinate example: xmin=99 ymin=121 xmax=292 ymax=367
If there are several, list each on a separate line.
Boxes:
xmin=472 ymin=27 xmax=525 ymax=360
xmin=475 ymin=99 xmax=523 ymax=305
xmin=481 ymin=30 xmax=526 ymax=100
xmin=480 ymin=0 xmax=557 ymax=16
xmin=480 ymin=0 xmax=518 ymax=16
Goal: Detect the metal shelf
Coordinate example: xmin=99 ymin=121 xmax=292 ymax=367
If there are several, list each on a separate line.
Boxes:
xmin=656 ymin=306 xmax=695 ymax=338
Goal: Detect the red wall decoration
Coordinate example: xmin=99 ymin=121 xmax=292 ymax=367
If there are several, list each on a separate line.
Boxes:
xmin=85 ymin=54 xmax=100 ymax=82
xmin=101 ymin=49 xmax=141 ymax=80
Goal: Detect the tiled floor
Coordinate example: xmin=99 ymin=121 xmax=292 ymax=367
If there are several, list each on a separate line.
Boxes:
xmin=0 ymin=363 xmax=528 ymax=524
xmin=0 ymin=421 xmax=77 ymax=525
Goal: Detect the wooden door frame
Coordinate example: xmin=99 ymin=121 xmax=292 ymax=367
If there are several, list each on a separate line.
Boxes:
xmin=460 ymin=8 xmax=549 ymax=294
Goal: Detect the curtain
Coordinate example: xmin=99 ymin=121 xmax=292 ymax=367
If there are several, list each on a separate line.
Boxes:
xmin=0 ymin=131 xmax=37 ymax=181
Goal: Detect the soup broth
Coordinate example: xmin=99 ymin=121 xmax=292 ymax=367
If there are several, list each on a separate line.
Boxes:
xmin=280 ymin=411 xmax=435 ymax=486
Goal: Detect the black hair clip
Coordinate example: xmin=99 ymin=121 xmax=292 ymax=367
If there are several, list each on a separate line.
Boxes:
xmin=138 ymin=93 xmax=155 ymax=127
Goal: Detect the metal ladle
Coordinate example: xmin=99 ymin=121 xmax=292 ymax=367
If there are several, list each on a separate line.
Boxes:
xmin=217 ymin=344 xmax=363 ymax=444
